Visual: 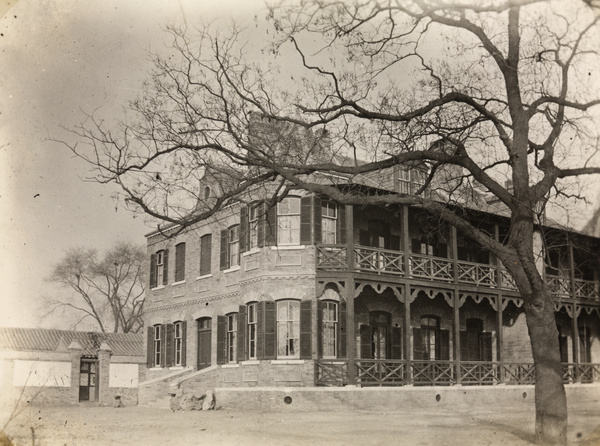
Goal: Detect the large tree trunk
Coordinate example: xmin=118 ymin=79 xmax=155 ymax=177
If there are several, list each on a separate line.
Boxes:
xmin=524 ymin=287 xmax=567 ymax=445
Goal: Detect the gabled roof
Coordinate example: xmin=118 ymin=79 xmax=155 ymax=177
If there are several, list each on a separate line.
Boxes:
xmin=0 ymin=327 xmax=144 ymax=357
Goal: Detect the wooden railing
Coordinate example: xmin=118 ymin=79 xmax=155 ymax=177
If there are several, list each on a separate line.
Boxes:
xmin=315 ymin=359 xmax=600 ymax=387
xmin=315 ymin=245 xmax=600 ymax=300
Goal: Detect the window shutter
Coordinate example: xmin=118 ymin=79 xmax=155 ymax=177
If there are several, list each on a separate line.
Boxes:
xmin=237 ymin=305 xmax=247 ymax=362
xmin=317 ymin=300 xmax=323 ymax=358
xmin=240 ymin=206 xmax=248 ymax=253
xmin=175 ymin=243 xmax=186 ymax=282
xmin=181 ymin=321 xmax=187 ymax=367
xmin=412 ymin=328 xmax=425 ymax=360
xmin=264 ymin=301 xmax=276 ymax=359
xmin=359 ymin=324 xmax=372 ymax=359
xmin=338 ymin=204 xmax=346 ymax=244
xmin=300 ymin=300 xmax=312 ymax=359
xmin=391 ymin=326 xmax=402 ymax=359
xmin=338 ymin=301 xmax=347 ymax=358
xmin=313 ymin=197 xmax=322 ymax=244
xmin=150 ymin=254 xmax=157 ymax=289
xmin=482 ymin=332 xmax=493 ymax=362
xmin=256 ymin=301 xmax=265 ymax=359
xmin=459 ymin=331 xmax=469 ymax=362
xmin=220 ymin=229 xmax=228 ymax=270
xmin=200 ymin=235 xmax=212 ymax=276
xmin=146 ymin=327 xmax=154 ymax=368
xmin=217 ymin=316 xmax=226 ymax=365
xmin=264 ymin=203 xmax=277 ymax=246
xmin=165 ymin=323 xmax=174 ymax=368
xmin=300 ymin=196 xmax=312 ymax=245
xmin=162 ymin=250 xmax=169 ymax=285
xmin=438 ymin=329 xmax=450 ymax=360
xmin=257 ymin=203 xmax=265 ymax=247
xmin=160 ymin=324 xmax=167 ymax=367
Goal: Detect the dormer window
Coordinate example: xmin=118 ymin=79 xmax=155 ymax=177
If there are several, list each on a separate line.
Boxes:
xmin=398 ymin=166 xmax=426 ymax=195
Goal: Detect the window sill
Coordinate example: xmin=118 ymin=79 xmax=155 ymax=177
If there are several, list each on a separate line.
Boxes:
xmin=223 ymin=265 xmax=241 ymax=274
xmin=270 ymin=359 xmax=304 ymax=365
xmin=169 ymin=366 xmax=184 ymax=370
xmin=151 ymin=285 xmax=165 ymax=291
xmin=270 ymin=245 xmax=306 ymax=251
xmin=196 ymin=274 xmax=213 ymax=280
xmin=171 ymin=280 xmax=186 ymax=286
xmin=241 ymin=360 xmax=260 ymax=366
xmin=242 ymin=248 xmax=261 ymax=257
xmin=221 ymin=364 xmax=240 ymax=369
xmin=148 ymin=367 xmax=163 ymax=370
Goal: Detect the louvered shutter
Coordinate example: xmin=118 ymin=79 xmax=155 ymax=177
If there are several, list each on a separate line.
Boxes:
xmin=313 ymin=197 xmax=322 ymax=244
xmin=256 ymin=301 xmax=265 ymax=359
xmin=165 ymin=323 xmax=174 ymax=368
xmin=217 ymin=316 xmax=226 ymax=365
xmin=146 ymin=327 xmax=154 ymax=368
xmin=220 ymin=229 xmax=228 ymax=270
xmin=300 ymin=300 xmax=312 ymax=359
xmin=265 ymin=204 xmax=277 ymax=246
xmin=413 ymin=328 xmax=425 ymax=360
xmin=160 ymin=324 xmax=167 ymax=367
xmin=317 ymin=300 xmax=324 ymax=358
xmin=338 ymin=301 xmax=347 ymax=358
xmin=300 ymin=196 xmax=312 ymax=245
xmin=338 ymin=204 xmax=346 ymax=244
xmin=257 ymin=203 xmax=265 ymax=247
xmin=359 ymin=324 xmax=372 ymax=359
xmin=149 ymin=254 xmax=157 ymax=289
xmin=181 ymin=321 xmax=187 ymax=367
xmin=175 ymin=243 xmax=186 ymax=282
xmin=162 ymin=250 xmax=169 ymax=285
xmin=237 ymin=305 xmax=247 ymax=362
xmin=438 ymin=329 xmax=450 ymax=360
xmin=264 ymin=301 xmax=276 ymax=359
xmin=481 ymin=332 xmax=493 ymax=362
xmin=391 ymin=326 xmax=402 ymax=359
xmin=240 ymin=206 xmax=248 ymax=253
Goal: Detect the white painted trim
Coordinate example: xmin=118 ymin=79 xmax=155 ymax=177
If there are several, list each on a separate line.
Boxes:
xmin=270 ymin=359 xmax=304 ymax=365
xmin=171 ymin=280 xmax=186 ymax=286
xmin=196 ymin=274 xmax=213 ymax=280
xmin=223 ymin=265 xmax=241 ymax=274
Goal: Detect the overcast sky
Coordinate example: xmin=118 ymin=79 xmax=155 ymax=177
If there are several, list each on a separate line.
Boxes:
xmin=1 ymin=0 xmax=599 ymax=330
xmin=0 ymin=0 xmax=268 ymax=328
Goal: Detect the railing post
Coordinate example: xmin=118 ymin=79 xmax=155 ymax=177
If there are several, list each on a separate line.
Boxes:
xmin=402 ymin=205 xmax=412 ymax=385
xmin=345 ymin=204 xmax=356 ymax=386
xmin=450 ymin=226 xmax=461 ymax=385
xmin=494 ymin=224 xmax=505 ymax=384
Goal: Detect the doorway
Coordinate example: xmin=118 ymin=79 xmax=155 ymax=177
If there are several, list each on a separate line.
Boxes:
xmin=79 ymin=358 xmax=98 ymax=402
xmin=197 ymin=317 xmax=212 ymax=370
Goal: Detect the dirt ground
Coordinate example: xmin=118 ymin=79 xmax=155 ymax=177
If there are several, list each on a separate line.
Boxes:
xmin=1 ymin=401 xmax=599 ymax=446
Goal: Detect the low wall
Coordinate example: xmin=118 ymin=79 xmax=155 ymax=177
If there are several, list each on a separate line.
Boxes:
xmin=214 ymin=384 xmax=600 ymax=413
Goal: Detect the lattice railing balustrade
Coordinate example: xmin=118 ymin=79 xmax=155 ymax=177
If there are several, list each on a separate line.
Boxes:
xmin=547 ymin=274 xmax=571 ymax=297
xmin=409 ymin=255 xmax=454 ymax=282
xmin=355 ymin=360 xmax=408 ymax=386
xmin=411 ymin=361 xmax=456 ymax=385
xmin=316 ymin=245 xmax=348 ymax=270
xmin=574 ymin=279 xmax=600 ymax=301
xmin=315 ymin=360 xmax=348 ymax=386
xmin=502 ymin=363 xmax=536 ymax=384
xmin=354 ymin=246 xmax=404 ymax=275
xmin=459 ymin=362 xmax=500 ymax=385
xmin=456 ymin=261 xmax=496 ymax=287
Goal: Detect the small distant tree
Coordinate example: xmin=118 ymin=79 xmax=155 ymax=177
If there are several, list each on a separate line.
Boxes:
xmin=47 ymin=242 xmax=146 ymax=333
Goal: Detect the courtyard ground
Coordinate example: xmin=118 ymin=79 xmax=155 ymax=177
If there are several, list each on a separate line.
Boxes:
xmin=1 ymin=400 xmax=599 ymax=446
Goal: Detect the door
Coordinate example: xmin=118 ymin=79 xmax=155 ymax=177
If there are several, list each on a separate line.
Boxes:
xmin=79 ymin=359 xmax=98 ymax=402
xmin=197 ymin=317 xmax=212 ymax=370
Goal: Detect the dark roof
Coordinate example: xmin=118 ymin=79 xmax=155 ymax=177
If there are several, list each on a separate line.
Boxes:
xmin=0 ymin=327 xmax=144 ymax=357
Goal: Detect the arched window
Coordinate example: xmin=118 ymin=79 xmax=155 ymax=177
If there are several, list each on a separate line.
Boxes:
xmin=204 ymin=186 xmax=211 ymax=199
xmin=247 ymin=302 xmax=258 ymax=359
xmin=227 ymin=313 xmax=238 ymax=363
xmin=420 ymin=315 xmax=440 ymax=360
xmin=321 ymin=301 xmax=338 ymax=358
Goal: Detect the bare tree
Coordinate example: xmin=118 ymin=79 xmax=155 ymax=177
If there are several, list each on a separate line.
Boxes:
xmin=48 ymin=242 xmax=146 ymax=333
xmin=67 ymin=0 xmax=600 ymax=443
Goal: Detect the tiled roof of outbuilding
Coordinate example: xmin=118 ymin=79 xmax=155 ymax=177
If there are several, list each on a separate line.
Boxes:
xmin=0 ymin=327 xmax=144 ymax=357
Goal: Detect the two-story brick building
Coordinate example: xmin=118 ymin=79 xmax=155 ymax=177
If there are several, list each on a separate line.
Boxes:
xmin=139 ymin=165 xmax=600 ymax=398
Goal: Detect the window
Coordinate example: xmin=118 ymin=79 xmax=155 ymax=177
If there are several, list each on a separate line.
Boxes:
xmin=174 ymin=321 xmax=183 ymax=366
xmin=153 ymin=325 xmax=162 ymax=367
xmin=204 ymin=186 xmax=211 ymax=199
xmin=247 ymin=303 xmax=257 ymax=359
xmin=227 ymin=313 xmax=238 ymax=363
xmin=322 ymin=301 xmax=338 ymax=358
xmin=249 ymin=204 xmax=260 ymax=249
xmin=221 ymin=225 xmax=239 ymax=270
xmin=321 ymin=201 xmax=337 ymax=244
xmin=199 ymin=234 xmax=212 ymax=276
xmin=398 ymin=165 xmax=426 ymax=195
xmin=157 ymin=252 xmax=165 ymax=285
xmin=150 ymin=250 xmax=169 ymax=289
xmin=277 ymin=197 xmax=301 ymax=245
xmin=277 ymin=300 xmax=300 ymax=358
xmin=175 ymin=243 xmax=186 ymax=282
xmin=421 ymin=316 xmax=440 ymax=360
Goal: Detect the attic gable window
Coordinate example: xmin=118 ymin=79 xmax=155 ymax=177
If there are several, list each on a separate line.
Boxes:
xmin=397 ymin=166 xmax=426 ymax=195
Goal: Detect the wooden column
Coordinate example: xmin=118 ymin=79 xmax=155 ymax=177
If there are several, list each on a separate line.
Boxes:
xmin=346 ymin=204 xmax=356 ymax=385
xmin=568 ymin=240 xmax=580 ymax=379
xmin=402 ymin=205 xmax=412 ymax=384
xmin=450 ymin=225 xmax=461 ymax=384
xmin=494 ymin=224 xmax=504 ymax=382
